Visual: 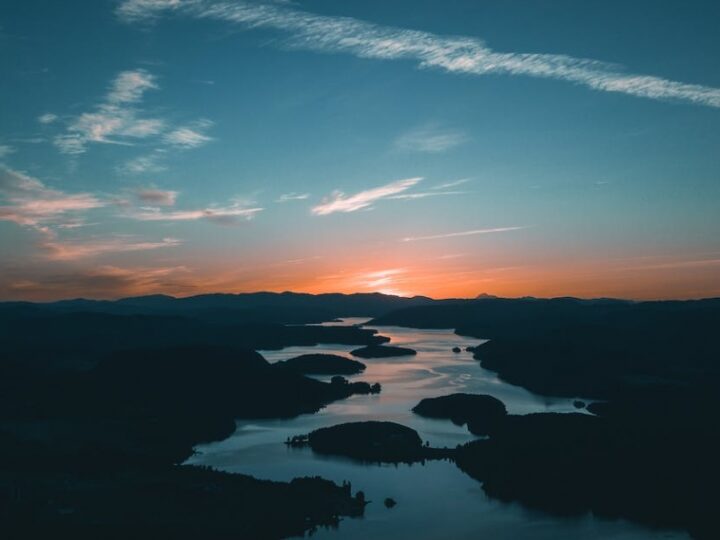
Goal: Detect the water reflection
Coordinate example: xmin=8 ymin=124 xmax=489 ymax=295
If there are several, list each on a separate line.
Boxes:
xmin=188 ymin=319 xmax=688 ymax=539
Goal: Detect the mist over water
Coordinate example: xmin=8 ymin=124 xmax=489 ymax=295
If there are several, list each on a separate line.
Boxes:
xmin=188 ymin=319 xmax=689 ymax=539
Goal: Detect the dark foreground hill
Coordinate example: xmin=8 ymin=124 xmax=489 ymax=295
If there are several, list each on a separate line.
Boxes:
xmin=0 ymin=309 xmax=387 ymax=373
xmin=0 ymin=311 xmax=386 ymax=537
xmin=373 ymin=297 xmax=720 ymax=539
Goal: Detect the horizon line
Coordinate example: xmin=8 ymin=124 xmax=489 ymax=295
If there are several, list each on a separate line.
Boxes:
xmin=2 ymin=289 xmax=719 ymax=305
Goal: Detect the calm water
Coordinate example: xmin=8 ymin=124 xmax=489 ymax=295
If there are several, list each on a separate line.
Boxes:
xmin=188 ymin=319 xmax=688 ymax=539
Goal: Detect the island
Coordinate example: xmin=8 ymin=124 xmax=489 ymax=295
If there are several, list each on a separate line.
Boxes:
xmin=300 ymin=421 xmax=454 ymax=463
xmin=412 ymin=393 xmax=508 ymax=436
xmin=276 ymin=353 xmax=366 ymax=375
xmin=350 ymin=345 xmax=417 ymax=359
xmin=330 ymin=375 xmax=381 ymax=394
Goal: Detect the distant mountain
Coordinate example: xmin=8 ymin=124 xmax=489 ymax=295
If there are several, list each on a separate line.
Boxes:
xmin=0 ymin=291 xmax=437 ymax=325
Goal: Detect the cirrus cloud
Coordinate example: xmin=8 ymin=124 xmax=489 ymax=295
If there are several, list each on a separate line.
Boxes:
xmin=134 ymin=187 xmax=179 ymax=206
xmin=40 ymin=236 xmax=181 ymax=260
xmin=124 ymin=199 xmax=263 ymax=225
xmin=117 ymin=0 xmax=720 ymax=109
xmin=0 ymin=167 xmax=105 ymax=230
xmin=312 ymin=177 xmax=422 ymax=215
xmin=402 ymin=226 xmax=527 ymax=242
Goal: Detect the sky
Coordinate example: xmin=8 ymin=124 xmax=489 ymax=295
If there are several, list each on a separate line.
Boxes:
xmin=1 ymin=0 xmax=719 ymax=301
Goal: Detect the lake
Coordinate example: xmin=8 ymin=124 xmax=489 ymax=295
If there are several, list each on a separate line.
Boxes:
xmin=187 ymin=319 xmax=688 ymax=539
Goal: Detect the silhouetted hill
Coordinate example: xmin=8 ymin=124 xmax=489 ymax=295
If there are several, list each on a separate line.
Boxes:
xmin=0 ymin=309 xmax=388 ymax=373
xmin=0 ymin=299 xmax=396 ymax=538
xmin=1 ymin=291 xmax=437 ymax=325
xmin=0 ymin=344 xmax=378 ymax=537
xmin=455 ymin=407 xmax=719 ymax=539
xmin=372 ymin=296 xmax=720 ymax=539
xmin=276 ymin=353 xmax=366 ymax=375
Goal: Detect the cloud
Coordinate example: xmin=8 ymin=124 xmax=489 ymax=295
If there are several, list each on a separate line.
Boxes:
xmin=134 ymin=187 xmax=178 ymax=206
xmin=163 ymin=119 xmax=213 ymax=148
xmin=388 ymin=190 xmax=465 ymax=200
xmin=433 ymin=178 xmax=470 ymax=190
xmin=118 ymin=0 xmax=720 ymax=108
xmin=119 ymin=151 xmax=168 ymax=174
xmin=276 ymin=192 xmax=310 ymax=202
xmin=54 ymin=70 xmax=214 ymax=161
xmin=394 ymin=127 xmax=466 ymax=153
xmin=124 ymin=199 xmax=263 ymax=224
xmin=315 ymin=267 xmax=412 ymax=296
xmin=402 ymin=226 xmax=527 ymax=242
xmin=362 ymin=268 xmax=406 ymax=289
xmin=312 ymin=177 xmax=422 ymax=215
xmin=38 ymin=113 xmax=58 ymax=124
xmin=41 ymin=236 xmax=181 ymax=260
xmin=623 ymin=258 xmax=720 ymax=271
xmin=116 ymin=0 xmax=189 ymax=22
xmin=54 ymin=69 xmax=163 ymax=155
xmin=0 ymin=264 xmax=195 ymax=300
xmin=0 ymin=145 xmax=15 ymax=159
xmin=107 ymin=69 xmax=159 ymax=103
xmin=0 ymin=167 xmax=104 ymax=229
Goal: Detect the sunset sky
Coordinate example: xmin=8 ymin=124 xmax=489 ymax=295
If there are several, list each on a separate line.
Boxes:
xmin=1 ymin=0 xmax=719 ymax=301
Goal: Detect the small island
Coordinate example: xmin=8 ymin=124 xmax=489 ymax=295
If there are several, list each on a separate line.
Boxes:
xmin=301 ymin=421 xmax=454 ymax=463
xmin=330 ymin=375 xmax=381 ymax=395
xmin=412 ymin=393 xmax=508 ymax=436
xmin=350 ymin=345 xmax=417 ymax=359
xmin=276 ymin=353 xmax=366 ymax=375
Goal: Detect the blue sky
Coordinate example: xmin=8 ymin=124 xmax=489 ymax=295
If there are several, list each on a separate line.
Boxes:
xmin=1 ymin=0 xmax=719 ymax=300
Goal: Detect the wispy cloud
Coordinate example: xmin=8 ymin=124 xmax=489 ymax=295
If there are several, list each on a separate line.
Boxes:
xmin=438 ymin=253 xmax=467 ymax=260
xmin=362 ymin=268 xmax=406 ymax=289
xmin=119 ymin=151 xmax=168 ymax=174
xmin=433 ymin=178 xmax=470 ymax=190
xmin=54 ymin=69 xmax=163 ymax=155
xmin=402 ymin=226 xmax=527 ymax=242
xmin=107 ymin=69 xmax=159 ymax=103
xmin=124 ymin=199 xmax=263 ymax=224
xmin=119 ymin=0 xmax=720 ymax=108
xmin=163 ymin=119 xmax=213 ymax=148
xmin=54 ymin=70 xmax=214 ymax=160
xmin=388 ymin=190 xmax=465 ymax=200
xmin=134 ymin=187 xmax=178 ymax=206
xmin=117 ymin=0 xmax=189 ymax=22
xmin=312 ymin=177 xmax=421 ymax=215
xmin=41 ymin=236 xmax=181 ymax=260
xmin=623 ymin=258 xmax=720 ymax=271
xmin=0 ymin=264 xmax=195 ymax=301
xmin=315 ymin=267 xmax=413 ymax=296
xmin=276 ymin=192 xmax=310 ymax=202
xmin=394 ymin=126 xmax=466 ymax=153
xmin=0 ymin=167 xmax=104 ymax=230
xmin=0 ymin=145 xmax=15 ymax=159
xmin=37 ymin=113 xmax=58 ymax=124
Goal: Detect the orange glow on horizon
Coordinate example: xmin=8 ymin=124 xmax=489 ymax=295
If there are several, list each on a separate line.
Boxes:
xmin=4 ymin=251 xmax=718 ymax=302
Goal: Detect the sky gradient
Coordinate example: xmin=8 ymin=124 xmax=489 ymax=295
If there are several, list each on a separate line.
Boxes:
xmin=1 ymin=0 xmax=719 ymax=300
